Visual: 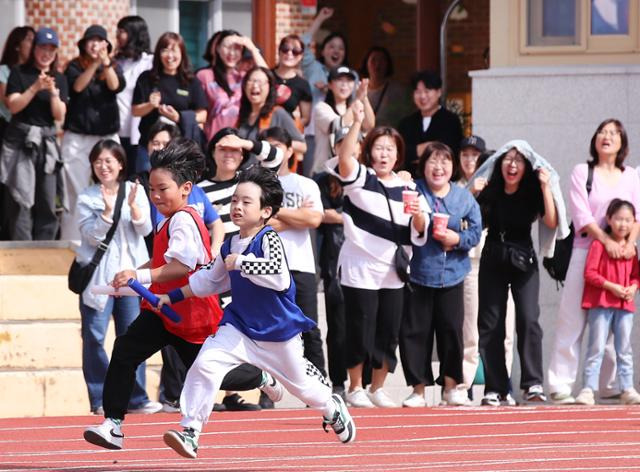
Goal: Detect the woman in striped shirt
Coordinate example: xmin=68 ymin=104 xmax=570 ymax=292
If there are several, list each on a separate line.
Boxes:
xmin=326 ymin=101 xmax=429 ymax=408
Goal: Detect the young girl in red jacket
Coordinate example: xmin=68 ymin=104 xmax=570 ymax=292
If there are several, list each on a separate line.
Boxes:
xmin=577 ymin=198 xmax=640 ymax=405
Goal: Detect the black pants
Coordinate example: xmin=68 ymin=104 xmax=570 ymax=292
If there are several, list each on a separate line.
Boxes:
xmin=159 ymin=345 xmax=186 ymax=403
xmin=478 ymin=242 xmax=544 ymax=395
xmin=323 ymin=277 xmax=347 ymax=387
xmin=342 ymin=285 xmax=403 ymax=373
xmin=292 ymin=271 xmax=326 ymax=377
xmin=103 ymin=310 xmax=263 ymax=420
xmin=119 ymin=136 xmax=138 ymax=181
xmin=400 ymin=282 xmax=465 ymax=387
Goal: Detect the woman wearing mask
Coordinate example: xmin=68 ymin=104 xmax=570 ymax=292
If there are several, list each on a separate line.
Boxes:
xmin=75 ymin=139 xmax=159 ymax=415
xmin=1 ymin=27 xmax=67 ymax=240
xmin=114 ymin=15 xmax=153 ymax=179
xmin=60 ymin=24 xmax=125 ymax=240
xmin=197 ymin=30 xmax=266 ymax=143
xmin=327 ymin=101 xmax=428 ymax=408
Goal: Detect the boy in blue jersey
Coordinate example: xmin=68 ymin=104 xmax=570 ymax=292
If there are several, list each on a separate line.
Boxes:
xmin=157 ymin=165 xmax=356 ymax=458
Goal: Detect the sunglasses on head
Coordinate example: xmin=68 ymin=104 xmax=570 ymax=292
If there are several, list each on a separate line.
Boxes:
xmin=279 ymin=45 xmax=303 ymax=56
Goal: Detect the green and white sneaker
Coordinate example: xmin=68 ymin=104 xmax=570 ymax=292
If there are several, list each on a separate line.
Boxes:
xmin=83 ymin=418 xmax=124 ymax=450
xmin=164 ymin=428 xmax=199 ymax=459
xmin=322 ymin=393 xmax=356 ymax=443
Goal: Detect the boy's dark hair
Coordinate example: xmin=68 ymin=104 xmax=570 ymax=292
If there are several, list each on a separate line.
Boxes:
xmin=604 ymin=198 xmax=636 ymax=234
xmin=150 ymin=138 xmax=205 ymax=185
xmin=410 ymin=69 xmax=442 ymax=91
xmin=237 ymin=166 xmax=283 ymax=219
xmin=258 ymin=126 xmax=292 ymax=148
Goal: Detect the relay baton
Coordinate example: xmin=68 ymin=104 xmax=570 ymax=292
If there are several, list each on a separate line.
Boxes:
xmin=127 ymin=278 xmax=182 ymax=323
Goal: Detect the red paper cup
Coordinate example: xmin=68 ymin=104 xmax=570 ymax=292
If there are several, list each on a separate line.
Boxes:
xmin=432 ymin=212 xmax=449 ymax=236
xmin=402 ymin=190 xmax=419 ymax=214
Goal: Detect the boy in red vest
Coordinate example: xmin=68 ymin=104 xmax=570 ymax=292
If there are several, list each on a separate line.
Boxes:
xmin=83 ymin=139 xmax=282 ymax=450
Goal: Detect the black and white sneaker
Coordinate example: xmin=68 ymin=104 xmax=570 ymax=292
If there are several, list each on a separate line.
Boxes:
xmin=481 ymin=392 xmax=501 ymax=406
xmin=164 ymin=428 xmax=199 ymax=459
xmin=322 ymin=393 xmax=356 ymax=443
xmin=83 ymin=418 xmax=124 ymax=450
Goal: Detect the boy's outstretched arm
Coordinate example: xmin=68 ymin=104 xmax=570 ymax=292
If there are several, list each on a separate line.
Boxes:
xmin=112 ymin=258 xmax=191 ymax=288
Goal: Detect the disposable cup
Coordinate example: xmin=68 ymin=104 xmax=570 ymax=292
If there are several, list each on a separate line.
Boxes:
xmin=432 ymin=212 xmax=450 ymax=235
xmin=402 ymin=190 xmax=419 ymax=214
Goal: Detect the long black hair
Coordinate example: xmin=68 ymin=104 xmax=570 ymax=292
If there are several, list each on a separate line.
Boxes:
xmin=236 ymin=67 xmax=277 ymax=127
xmin=0 ymin=26 xmax=35 ymax=66
xmin=477 ymin=149 xmax=543 ymax=225
xmin=317 ymin=32 xmax=349 ymax=66
xmin=115 ymin=16 xmax=151 ymax=61
xmin=202 ymin=29 xmax=241 ymax=98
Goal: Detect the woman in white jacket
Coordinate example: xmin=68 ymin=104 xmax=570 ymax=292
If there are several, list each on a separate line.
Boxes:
xmin=75 ymin=139 xmax=158 ymax=415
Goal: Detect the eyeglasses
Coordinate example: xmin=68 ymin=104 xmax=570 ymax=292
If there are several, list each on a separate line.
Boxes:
xmin=246 ymin=78 xmax=269 ymax=87
xmin=279 ymin=46 xmax=303 ymax=56
xmin=597 ymin=129 xmax=621 ymax=137
xmin=502 ymin=155 xmax=525 ymax=166
xmin=425 ymin=158 xmax=452 ymax=168
xmin=93 ymin=158 xmax=119 ymax=167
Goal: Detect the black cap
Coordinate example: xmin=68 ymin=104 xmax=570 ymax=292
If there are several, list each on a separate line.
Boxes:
xmin=328 ymin=66 xmax=357 ymax=82
xmin=78 ymin=25 xmax=112 ymax=53
xmin=460 ymin=135 xmax=486 ymax=153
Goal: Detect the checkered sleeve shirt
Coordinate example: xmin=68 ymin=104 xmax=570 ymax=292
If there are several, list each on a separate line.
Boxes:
xmin=235 ymin=230 xmax=291 ymax=291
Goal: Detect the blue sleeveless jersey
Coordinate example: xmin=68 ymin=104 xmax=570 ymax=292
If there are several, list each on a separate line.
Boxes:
xmin=219 ymin=226 xmax=316 ymax=341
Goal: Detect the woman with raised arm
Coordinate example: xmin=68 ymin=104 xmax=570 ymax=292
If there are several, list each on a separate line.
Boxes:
xmin=197 ymin=30 xmax=267 ymax=143
xmin=326 ymin=100 xmax=428 ymax=408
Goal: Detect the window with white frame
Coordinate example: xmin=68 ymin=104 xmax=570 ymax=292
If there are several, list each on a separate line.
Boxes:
xmin=523 ymin=0 xmax=638 ymax=52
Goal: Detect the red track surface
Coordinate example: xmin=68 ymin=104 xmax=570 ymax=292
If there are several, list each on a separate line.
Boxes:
xmin=2 ymin=405 xmax=640 ymax=471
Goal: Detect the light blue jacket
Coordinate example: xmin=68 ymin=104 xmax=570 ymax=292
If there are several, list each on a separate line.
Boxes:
xmin=467 ymin=139 xmax=570 ymax=258
xmin=410 ymin=179 xmax=482 ymax=288
xmin=75 ymin=181 xmax=152 ymax=311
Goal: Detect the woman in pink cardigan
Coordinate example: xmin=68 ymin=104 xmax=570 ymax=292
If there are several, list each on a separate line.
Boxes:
xmin=547 ymin=119 xmax=640 ymax=404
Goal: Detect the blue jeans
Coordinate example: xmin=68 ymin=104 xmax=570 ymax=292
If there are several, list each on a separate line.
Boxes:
xmin=584 ymin=307 xmax=634 ymax=392
xmin=80 ymin=296 xmax=149 ymax=411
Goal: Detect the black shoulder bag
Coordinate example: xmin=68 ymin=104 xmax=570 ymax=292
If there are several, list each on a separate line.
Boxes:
xmin=379 ymin=182 xmax=411 ymax=285
xmin=68 ymin=183 xmax=126 ymax=294
xmin=542 ymin=164 xmax=594 ymax=286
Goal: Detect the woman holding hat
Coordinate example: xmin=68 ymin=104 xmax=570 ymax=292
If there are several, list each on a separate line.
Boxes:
xmin=1 ymin=26 xmax=68 ymax=240
xmin=60 ymin=24 xmax=125 ymax=240
xmin=311 ymin=66 xmax=374 ymax=175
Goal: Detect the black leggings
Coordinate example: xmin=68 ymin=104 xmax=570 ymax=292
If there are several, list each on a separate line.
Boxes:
xmin=103 ymin=310 xmax=263 ymax=419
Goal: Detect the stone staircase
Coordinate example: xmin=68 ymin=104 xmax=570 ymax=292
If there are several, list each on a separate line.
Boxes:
xmin=0 ymin=242 xmax=158 ymax=417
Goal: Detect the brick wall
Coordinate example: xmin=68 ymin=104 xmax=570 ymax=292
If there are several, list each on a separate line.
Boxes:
xmin=24 ymin=0 xmax=130 ymax=70
xmin=275 ymin=0 xmax=315 ymax=46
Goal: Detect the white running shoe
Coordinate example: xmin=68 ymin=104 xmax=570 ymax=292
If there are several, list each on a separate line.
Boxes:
xmin=574 ymin=388 xmax=595 ymax=405
xmin=621 ymin=388 xmax=640 ymax=405
xmin=367 ymin=388 xmax=397 ymax=408
xmin=260 ymin=371 xmax=284 ymax=403
xmin=322 ymin=393 xmax=356 ymax=443
xmin=164 ymin=428 xmax=199 ymax=459
xmin=444 ymin=387 xmax=469 ymax=406
xmin=83 ymin=418 xmax=124 ymax=450
xmin=128 ymin=401 xmax=163 ymax=414
xmin=402 ymin=392 xmax=426 ymax=408
xmin=550 ymin=391 xmax=575 ymax=405
xmin=346 ymin=387 xmax=374 ymax=408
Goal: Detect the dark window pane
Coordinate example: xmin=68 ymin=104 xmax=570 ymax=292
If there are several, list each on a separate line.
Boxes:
xmin=543 ymin=0 xmax=576 ymax=37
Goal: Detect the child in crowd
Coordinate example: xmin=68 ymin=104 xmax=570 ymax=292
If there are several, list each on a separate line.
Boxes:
xmin=83 ymin=140 xmax=280 ymax=451
xmin=158 ymin=165 xmax=355 ymax=459
xmin=576 ymin=199 xmax=640 ymax=405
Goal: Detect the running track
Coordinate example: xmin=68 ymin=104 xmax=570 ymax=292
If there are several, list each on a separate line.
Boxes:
xmin=2 ymin=405 xmax=640 ymax=471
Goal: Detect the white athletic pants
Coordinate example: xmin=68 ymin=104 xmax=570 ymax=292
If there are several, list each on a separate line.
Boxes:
xmin=180 ymin=324 xmax=332 ymax=432
xmin=462 ymin=256 xmax=516 ymax=388
xmin=546 ymin=247 xmax=617 ymax=396
xmin=60 ymin=131 xmax=119 ymax=240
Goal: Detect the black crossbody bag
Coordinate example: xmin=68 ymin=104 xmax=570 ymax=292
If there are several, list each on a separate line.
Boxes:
xmin=68 ymin=183 xmax=126 ymax=294
xmin=378 ymin=182 xmax=411 ymax=285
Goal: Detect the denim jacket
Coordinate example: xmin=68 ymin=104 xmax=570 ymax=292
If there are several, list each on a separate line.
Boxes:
xmin=410 ymin=179 xmax=482 ymax=288
xmin=75 ymin=181 xmax=152 ymax=311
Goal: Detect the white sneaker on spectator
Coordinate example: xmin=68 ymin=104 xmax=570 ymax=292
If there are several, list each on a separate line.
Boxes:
xmin=444 ymin=386 xmax=469 ymax=406
xmin=500 ymin=393 xmax=517 ymax=406
xmin=402 ymin=392 xmax=426 ymax=408
xmin=367 ymin=388 xmax=397 ymax=408
xmin=574 ymin=388 xmax=595 ymax=405
xmin=550 ymin=391 xmax=575 ymax=405
xmin=621 ymin=388 xmax=640 ymax=405
xmin=346 ymin=387 xmax=374 ymax=408
xmin=128 ymin=401 xmax=163 ymax=414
